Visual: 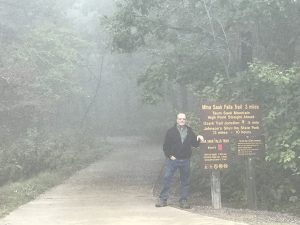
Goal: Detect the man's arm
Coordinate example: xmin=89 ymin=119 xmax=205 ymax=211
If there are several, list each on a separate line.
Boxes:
xmin=189 ymin=128 xmax=200 ymax=147
xmin=190 ymin=128 xmax=205 ymax=147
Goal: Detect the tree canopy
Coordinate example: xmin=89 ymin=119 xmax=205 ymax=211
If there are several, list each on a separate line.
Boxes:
xmin=105 ymin=0 xmax=300 ymax=213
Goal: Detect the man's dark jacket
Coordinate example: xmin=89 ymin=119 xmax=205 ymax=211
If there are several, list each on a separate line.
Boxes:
xmin=163 ymin=124 xmax=199 ymax=159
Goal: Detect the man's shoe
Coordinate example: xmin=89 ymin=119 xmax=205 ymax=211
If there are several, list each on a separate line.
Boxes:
xmin=179 ymin=199 xmax=191 ymax=209
xmin=155 ymin=199 xmax=167 ymax=207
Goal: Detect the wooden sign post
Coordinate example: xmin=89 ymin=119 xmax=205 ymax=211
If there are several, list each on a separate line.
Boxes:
xmin=200 ymin=103 xmax=263 ymax=210
xmin=237 ymin=136 xmax=264 ymax=210
xmin=211 ymin=170 xmax=221 ymax=209
xmin=246 ymin=157 xmax=257 ymax=210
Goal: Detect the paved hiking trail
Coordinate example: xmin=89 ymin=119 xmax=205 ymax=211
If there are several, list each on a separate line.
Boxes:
xmin=0 ymin=137 xmax=247 ymax=225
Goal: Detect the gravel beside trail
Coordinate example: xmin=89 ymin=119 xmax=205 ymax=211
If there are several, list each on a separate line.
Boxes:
xmin=155 ymin=181 xmax=300 ymax=225
xmin=190 ymin=205 xmax=300 ymax=225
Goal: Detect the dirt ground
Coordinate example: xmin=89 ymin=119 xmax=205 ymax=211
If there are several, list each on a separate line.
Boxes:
xmin=0 ymin=137 xmax=298 ymax=225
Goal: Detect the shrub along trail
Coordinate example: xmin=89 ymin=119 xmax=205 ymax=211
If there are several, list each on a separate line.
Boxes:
xmin=0 ymin=137 xmax=249 ymax=225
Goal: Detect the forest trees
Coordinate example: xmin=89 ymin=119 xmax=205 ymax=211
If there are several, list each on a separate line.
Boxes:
xmin=105 ymin=0 xmax=300 ymax=213
xmin=0 ymin=0 xmax=102 ymax=185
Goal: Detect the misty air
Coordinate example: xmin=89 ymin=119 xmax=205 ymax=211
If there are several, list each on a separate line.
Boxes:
xmin=0 ymin=0 xmax=299 ymax=224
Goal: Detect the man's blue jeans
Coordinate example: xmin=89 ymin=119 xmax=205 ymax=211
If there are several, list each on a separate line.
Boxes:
xmin=159 ymin=158 xmax=190 ymax=202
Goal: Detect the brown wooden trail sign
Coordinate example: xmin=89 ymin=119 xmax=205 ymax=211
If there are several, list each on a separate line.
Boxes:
xmin=199 ymin=102 xmax=264 ymax=210
xmin=200 ymin=102 xmax=264 ymax=166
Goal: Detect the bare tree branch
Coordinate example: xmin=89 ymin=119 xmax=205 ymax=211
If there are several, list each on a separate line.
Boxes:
xmin=80 ymin=54 xmax=105 ymax=127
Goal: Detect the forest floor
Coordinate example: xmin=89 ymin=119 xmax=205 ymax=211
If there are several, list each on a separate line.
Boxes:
xmin=0 ymin=136 xmax=299 ymax=225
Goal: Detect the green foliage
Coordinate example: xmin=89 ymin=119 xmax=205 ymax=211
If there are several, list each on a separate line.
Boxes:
xmin=105 ymin=0 xmax=300 ymax=212
xmin=137 ymin=62 xmax=168 ymax=104
xmin=249 ymin=63 xmax=300 ymax=173
xmin=193 ymin=62 xmax=300 ymax=213
xmin=0 ymin=129 xmax=109 ymax=186
xmin=104 ymin=0 xmax=232 ymax=104
xmin=15 ymin=23 xmax=89 ymax=102
xmin=103 ymin=0 xmax=160 ymax=52
xmin=255 ymin=159 xmax=299 ymax=214
xmin=196 ymin=62 xmax=300 ymax=173
xmin=0 ymin=127 xmax=111 ymax=218
xmin=0 ymin=156 xmax=114 ymax=218
xmin=0 ymin=0 xmax=113 ymax=218
xmin=0 ymin=172 xmax=62 ymax=217
xmin=105 ymin=0 xmax=300 ymax=105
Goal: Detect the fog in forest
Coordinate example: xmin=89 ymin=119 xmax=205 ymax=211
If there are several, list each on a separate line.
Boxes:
xmin=0 ymin=0 xmax=299 ymax=216
xmin=1 ymin=0 xmax=180 ymax=142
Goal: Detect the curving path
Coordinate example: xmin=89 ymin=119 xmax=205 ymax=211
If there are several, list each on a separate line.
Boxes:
xmin=0 ymin=137 xmax=247 ymax=225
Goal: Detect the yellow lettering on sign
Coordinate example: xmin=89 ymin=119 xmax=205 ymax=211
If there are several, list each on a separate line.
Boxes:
xmin=202 ymin=104 xmax=212 ymax=110
xmin=213 ymin=104 xmax=223 ymax=110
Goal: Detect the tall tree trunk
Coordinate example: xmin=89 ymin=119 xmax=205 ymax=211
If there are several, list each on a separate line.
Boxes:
xmin=240 ymin=31 xmax=253 ymax=71
xmin=180 ymin=84 xmax=188 ymax=112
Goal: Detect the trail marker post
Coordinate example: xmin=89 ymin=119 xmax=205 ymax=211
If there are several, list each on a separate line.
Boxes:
xmin=211 ymin=170 xmax=221 ymax=209
xmin=200 ymin=103 xmax=264 ymax=210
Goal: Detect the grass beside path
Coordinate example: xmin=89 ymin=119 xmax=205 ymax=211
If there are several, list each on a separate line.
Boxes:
xmin=0 ymin=143 xmax=112 ymax=218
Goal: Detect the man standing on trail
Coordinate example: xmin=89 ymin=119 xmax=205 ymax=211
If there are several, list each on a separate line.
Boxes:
xmin=155 ymin=113 xmax=204 ymax=209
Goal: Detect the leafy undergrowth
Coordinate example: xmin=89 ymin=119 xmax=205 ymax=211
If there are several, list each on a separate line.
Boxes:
xmin=0 ymin=144 xmax=111 ymax=218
